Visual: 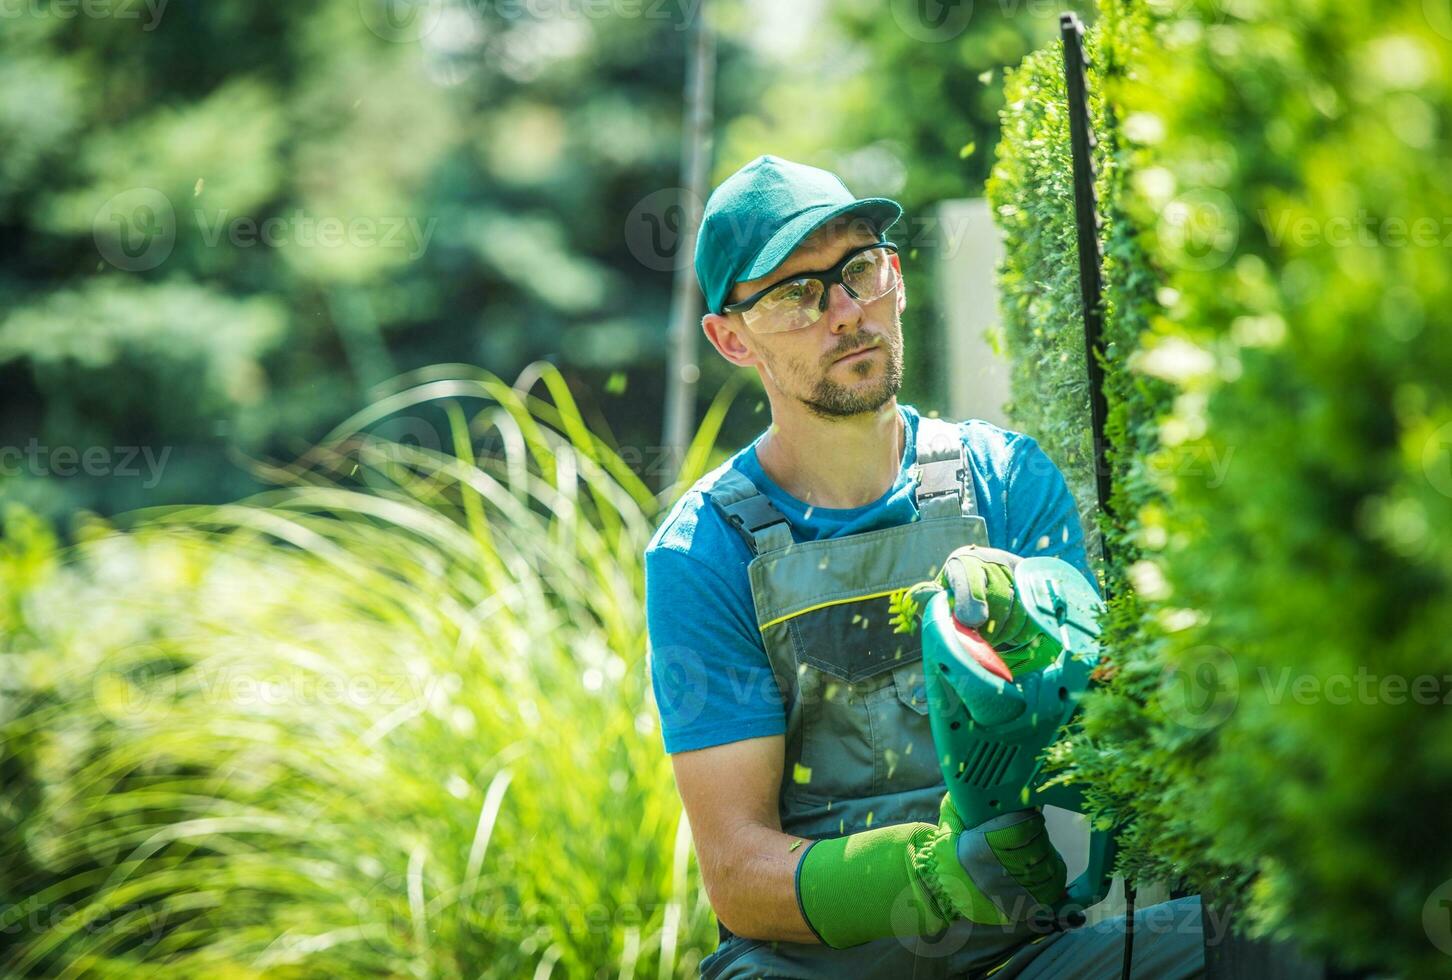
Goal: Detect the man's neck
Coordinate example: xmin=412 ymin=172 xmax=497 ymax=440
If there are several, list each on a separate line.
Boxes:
xmin=756 ymin=400 xmax=905 ymax=510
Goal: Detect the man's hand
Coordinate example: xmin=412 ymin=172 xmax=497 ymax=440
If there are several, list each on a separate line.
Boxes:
xmin=796 ymin=792 xmax=1069 ymax=948
xmin=921 ymin=793 xmax=1068 ymax=929
xmin=940 ymin=545 xmax=1058 ymax=676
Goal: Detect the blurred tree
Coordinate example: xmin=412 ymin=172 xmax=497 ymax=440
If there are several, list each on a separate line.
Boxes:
xmin=0 ymin=0 xmax=763 ymax=519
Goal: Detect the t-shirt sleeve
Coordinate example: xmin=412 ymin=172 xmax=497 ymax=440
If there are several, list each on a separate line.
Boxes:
xmin=1004 ymin=435 xmax=1101 ymax=596
xmin=644 ymin=545 xmax=787 ymax=754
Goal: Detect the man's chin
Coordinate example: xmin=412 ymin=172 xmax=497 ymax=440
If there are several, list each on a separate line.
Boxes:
xmin=802 ymin=379 xmax=900 ymax=419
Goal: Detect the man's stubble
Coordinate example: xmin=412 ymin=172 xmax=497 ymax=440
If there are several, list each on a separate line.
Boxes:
xmin=761 ymin=325 xmax=905 ymax=420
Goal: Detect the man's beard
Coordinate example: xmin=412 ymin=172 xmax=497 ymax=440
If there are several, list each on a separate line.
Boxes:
xmin=782 ymin=330 xmax=905 ymax=419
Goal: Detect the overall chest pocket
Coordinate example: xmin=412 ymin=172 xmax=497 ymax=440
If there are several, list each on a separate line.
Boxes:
xmin=781 ymin=594 xmax=942 ymax=803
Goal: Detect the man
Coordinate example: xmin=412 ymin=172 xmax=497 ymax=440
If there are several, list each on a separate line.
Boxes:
xmin=644 ymin=155 xmax=1203 ymax=978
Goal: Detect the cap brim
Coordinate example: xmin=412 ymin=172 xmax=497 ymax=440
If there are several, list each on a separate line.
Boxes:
xmin=737 ymin=198 xmax=904 ymax=292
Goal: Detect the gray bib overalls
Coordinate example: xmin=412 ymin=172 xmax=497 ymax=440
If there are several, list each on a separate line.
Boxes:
xmin=697 ymin=417 xmax=1053 ymax=979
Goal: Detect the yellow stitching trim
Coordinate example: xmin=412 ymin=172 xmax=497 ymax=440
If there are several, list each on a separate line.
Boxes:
xmin=757 ymin=587 xmax=904 ymax=632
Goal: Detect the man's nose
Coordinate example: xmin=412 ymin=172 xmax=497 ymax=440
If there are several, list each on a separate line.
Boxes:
xmin=822 ymin=283 xmax=865 ymax=334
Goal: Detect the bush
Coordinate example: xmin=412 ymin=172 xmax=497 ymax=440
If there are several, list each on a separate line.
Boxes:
xmin=991 ymin=1 xmax=1452 ymax=974
xmin=0 ymin=364 xmax=737 ymax=977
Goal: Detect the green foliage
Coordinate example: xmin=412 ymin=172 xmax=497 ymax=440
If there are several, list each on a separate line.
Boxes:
xmin=888 ymin=580 xmax=942 ymax=636
xmin=0 ymin=3 xmax=737 ymax=519
xmin=992 ymin=0 xmax=1452 ymax=973
xmin=987 ymin=37 xmax=1103 ymax=567
xmin=0 ymin=364 xmax=741 ymax=977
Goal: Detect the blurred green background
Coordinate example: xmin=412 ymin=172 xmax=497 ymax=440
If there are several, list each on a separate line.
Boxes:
xmin=11 ymin=1 xmax=1447 ymax=976
xmin=0 ymin=0 xmax=1068 ymax=521
xmin=1 ymin=3 xmax=1088 ymax=976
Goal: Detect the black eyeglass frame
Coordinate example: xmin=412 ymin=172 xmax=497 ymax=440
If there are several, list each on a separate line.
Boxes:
xmin=721 ymin=240 xmax=900 ymax=321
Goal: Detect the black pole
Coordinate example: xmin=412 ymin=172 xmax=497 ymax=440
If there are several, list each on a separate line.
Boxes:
xmin=1061 ymin=14 xmax=1133 ymax=979
xmin=1060 ymin=13 xmax=1114 ymax=574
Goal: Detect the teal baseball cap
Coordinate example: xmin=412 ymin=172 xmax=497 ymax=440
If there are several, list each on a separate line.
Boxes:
xmin=694 ymin=155 xmax=903 ymax=315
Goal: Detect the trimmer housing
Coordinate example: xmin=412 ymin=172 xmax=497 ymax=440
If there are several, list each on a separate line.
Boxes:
xmin=919 ymin=555 xmax=1115 ymax=920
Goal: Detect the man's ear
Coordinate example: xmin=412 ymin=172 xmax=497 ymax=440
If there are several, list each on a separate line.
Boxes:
xmin=702 ymin=312 xmax=760 ymax=368
xmin=892 ymin=253 xmax=907 ymax=314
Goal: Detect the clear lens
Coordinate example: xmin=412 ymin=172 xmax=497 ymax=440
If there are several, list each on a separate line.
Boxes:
xmin=743 ymin=278 xmax=824 ymax=333
xmin=740 ymin=245 xmax=898 ymax=334
xmin=842 ymin=247 xmax=895 ymax=300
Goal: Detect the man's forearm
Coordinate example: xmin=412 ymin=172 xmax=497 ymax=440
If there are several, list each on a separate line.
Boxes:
xmin=709 ymin=823 xmax=821 ymax=944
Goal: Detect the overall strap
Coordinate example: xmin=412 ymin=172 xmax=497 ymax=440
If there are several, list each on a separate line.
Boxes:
xmin=913 ymin=415 xmax=981 ymax=521
xmin=705 ymin=467 xmax=794 ymax=557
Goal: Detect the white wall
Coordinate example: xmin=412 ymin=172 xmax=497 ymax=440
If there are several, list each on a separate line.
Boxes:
xmin=934 ymin=198 xmax=1013 ymax=428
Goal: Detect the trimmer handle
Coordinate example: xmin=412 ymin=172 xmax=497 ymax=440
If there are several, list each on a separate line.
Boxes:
xmin=922 ymin=557 xmax=1118 ymax=919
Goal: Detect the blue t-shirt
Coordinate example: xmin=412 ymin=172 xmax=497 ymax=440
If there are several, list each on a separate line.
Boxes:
xmin=644 ymin=403 xmax=1096 ymax=755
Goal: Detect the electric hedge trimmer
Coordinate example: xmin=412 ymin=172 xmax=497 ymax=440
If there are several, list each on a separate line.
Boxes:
xmin=893 ymin=14 xmax=1140 ymax=973
xmin=893 ymin=546 xmax=1116 ymax=927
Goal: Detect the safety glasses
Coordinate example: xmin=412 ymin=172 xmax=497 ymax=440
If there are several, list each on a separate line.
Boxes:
xmin=722 ymin=241 xmax=900 ymax=334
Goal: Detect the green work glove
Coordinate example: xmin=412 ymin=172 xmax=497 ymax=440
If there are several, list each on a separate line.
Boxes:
xmin=939 ymin=545 xmax=1058 ymax=676
xmin=795 ymin=793 xmax=1068 ymax=949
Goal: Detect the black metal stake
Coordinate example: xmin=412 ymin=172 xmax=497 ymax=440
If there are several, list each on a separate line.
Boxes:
xmin=1060 ymin=11 xmax=1114 ymax=577
xmin=1060 ymin=13 xmax=1133 ymax=979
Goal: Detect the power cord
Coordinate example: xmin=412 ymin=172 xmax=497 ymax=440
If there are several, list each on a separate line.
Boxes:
xmin=1121 ymin=880 xmax=1137 ymax=979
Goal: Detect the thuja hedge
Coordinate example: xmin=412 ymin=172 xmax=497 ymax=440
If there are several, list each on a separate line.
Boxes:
xmin=990 ymin=1 xmax=1452 ymax=974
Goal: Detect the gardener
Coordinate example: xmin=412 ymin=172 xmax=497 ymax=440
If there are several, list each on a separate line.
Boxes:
xmin=644 ymin=155 xmax=1204 ymax=979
